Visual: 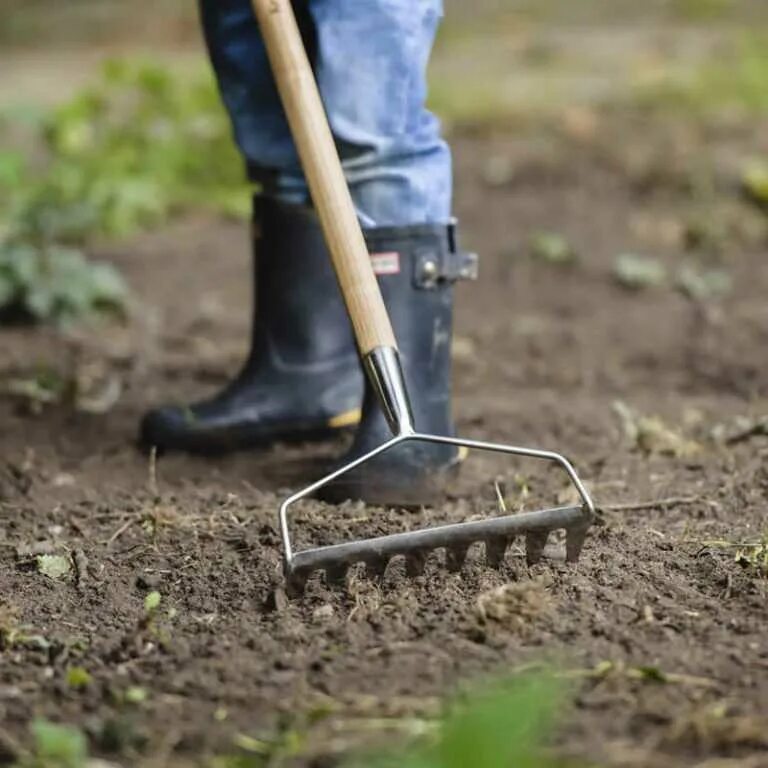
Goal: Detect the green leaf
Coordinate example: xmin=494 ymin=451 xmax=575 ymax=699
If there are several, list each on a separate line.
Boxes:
xmin=0 ymin=241 xmax=127 ymax=322
xmin=31 ymin=719 xmax=87 ymax=768
xmin=529 ymin=231 xmax=577 ymax=266
xmin=26 ymin=283 xmax=57 ymax=319
xmin=613 ymin=253 xmax=668 ymax=290
xmin=635 ymin=665 xmax=668 ymax=683
xmin=435 ymin=673 xmax=563 ymax=768
xmin=0 ymin=241 xmax=38 ymax=285
xmin=88 ymin=262 xmax=127 ymax=302
xmin=203 ymin=186 xmax=253 ymax=219
xmin=675 ymin=263 xmax=732 ymax=301
xmin=0 ymin=150 xmax=25 ymax=187
xmin=37 ymin=554 xmax=72 ymax=580
xmin=66 ymin=666 xmax=92 ymax=690
xmin=0 ymin=56 xmax=255 ymax=327
xmin=124 ymin=686 xmax=148 ymax=704
xmin=144 ymin=591 xmax=161 ymax=612
xmin=742 ymin=160 xmax=768 ymax=205
xmin=354 ymin=671 xmax=566 ymax=768
xmin=3 ymin=372 xmax=63 ymax=405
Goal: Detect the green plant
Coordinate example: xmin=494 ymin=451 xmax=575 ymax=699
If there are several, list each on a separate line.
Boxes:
xmin=736 ymin=538 xmax=768 ymax=576
xmin=0 ymin=57 xmax=251 ymax=324
xmin=742 ymin=160 xmax=768 ymax=208
xmin=0 ymin=242 xmax=126 ymax=324
xmin=36 ymin=554 xmax=72 ymax=580
xmin=65 ymin=667 xmax=92 ymax=690
xmin=144 ymin=590 xmax=162 ymax=613
xmin=346 ymin=671 xmax=568 ymax=768
xmin=21 ymin=720 xmax=87 ymax=768
xmin=613 ymin=253 xmax=667 ymax=290
xmin=529 ymin=232 xmax=578 ymax=267
xmin=687 ymin=531 xmax=768 ymax=578
xmin=32 ymin=58 xmax=250 ymax=235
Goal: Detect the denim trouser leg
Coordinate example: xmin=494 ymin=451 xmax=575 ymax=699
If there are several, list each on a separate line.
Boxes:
xmin=199 ymin=0 xmax=451 ymax=227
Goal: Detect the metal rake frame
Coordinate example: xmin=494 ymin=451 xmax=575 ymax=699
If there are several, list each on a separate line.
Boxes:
xmin=279 ymin=430 xmax=595 ymax=596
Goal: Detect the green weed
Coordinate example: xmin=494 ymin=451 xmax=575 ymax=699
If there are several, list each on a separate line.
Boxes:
xmin=675 ymin=262 xmax=732 ymax=301
xmin=742 ymin=160 xmax=768 ymax=208
xmin=143 ymin=590 xmax=162 ymax=613
xmin=210 ymin=670 xmax=572 ymax=768
xmin=123 ymin=686 xmax=149 ymax=705
xmin=0 ymin=57 xmax=250 ymax=324
xmin=613 ymin=253 xmax=668 ymax=290
xmin=735 ymin=535 xmax=768 ymax=577
xmin=687 ymin=531 xmax=768 ymax=578
xmin=0 ymin=242 xmax=126 ymax=324
xmin=18 ymin=720 xmax=87 ymax=768
xmin=36 ymin=554 xmax=72 ymax=580
xmin=611 ymin=254 xmax=732 ymax=302
xmin=346 ymin=671 xmax=569 ymax=768
xmin=529 ymin=232 xmax=578 ymax=267
xmin=0 ymin=367 xmax=70 ymax=413
xmin=65 ymin=667 xmax=92 ymax=691
xmin=35 ymin=58 xmax=250 ymax=232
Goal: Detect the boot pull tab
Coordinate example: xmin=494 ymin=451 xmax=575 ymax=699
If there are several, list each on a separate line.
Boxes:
xmin=414 ymin=247 xmax=479 ymax=289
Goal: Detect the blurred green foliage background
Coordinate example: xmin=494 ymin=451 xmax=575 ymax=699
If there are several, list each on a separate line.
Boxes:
xmin=0 ymin=0 xmax=767 ymax=323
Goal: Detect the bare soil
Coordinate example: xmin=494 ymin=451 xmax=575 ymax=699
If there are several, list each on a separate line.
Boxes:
xmin=1 ymin=114 xmax=767 ymax=767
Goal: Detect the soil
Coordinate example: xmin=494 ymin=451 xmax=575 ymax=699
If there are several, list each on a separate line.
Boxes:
xmin=1 ymin=114 xmax=767 ymax=767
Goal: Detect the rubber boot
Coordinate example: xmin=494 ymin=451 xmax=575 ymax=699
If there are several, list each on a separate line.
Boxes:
xmin=318 ymin=221 xmax=477 ymax=507
xmin=139 ymin=196 xmax=363 ymax=454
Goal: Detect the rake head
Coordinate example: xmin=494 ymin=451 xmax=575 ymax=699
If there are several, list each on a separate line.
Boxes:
xmin=278 ymin=348 xmax=595 ymax=597
xmin=280 ymin=433 xmax=593 ymax=597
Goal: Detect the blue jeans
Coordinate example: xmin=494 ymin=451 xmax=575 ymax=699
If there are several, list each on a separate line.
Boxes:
xmin=199 ymin=0 xmax=451 ymax=227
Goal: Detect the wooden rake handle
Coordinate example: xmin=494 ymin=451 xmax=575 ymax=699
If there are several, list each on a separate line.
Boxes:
xmin=251 ymin=0 xmax=397 ymax=354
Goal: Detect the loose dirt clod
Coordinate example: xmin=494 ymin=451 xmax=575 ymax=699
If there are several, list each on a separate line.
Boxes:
xmin=475 ymin=578 xmax=553 ymax=634
xmin=36 ymin=554 xmax=72 ymax=580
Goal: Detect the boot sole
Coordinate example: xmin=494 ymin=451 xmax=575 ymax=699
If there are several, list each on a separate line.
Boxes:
xmin=139 ymin=422 xmax=356 ymax=457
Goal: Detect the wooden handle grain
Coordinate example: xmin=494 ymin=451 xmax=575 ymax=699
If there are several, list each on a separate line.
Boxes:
xmin=251 ymin=0 xmax=397 ymax=354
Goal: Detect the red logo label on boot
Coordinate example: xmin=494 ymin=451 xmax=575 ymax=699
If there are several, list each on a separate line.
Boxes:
xmin=370 ymin=252 xmax=401 ymax=275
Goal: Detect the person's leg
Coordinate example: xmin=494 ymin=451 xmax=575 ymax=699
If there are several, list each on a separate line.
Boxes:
xmin=309 ymin=0 xmax=452 ymax=227
xmin=305 ymin=0 xmax=478 ymax=504
xmin=199 ymin=0 xmax=452 ymax=226
xmin=197 ymin=0 xmax=305 ymax=201
xmin=139 ymin=0 xmax=363 ymax=454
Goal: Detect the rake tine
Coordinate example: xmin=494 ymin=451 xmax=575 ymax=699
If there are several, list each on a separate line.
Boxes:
xmin=405 ymin=550 xmax=427 ymax=577
xmin=485 ymin=537 xmax=509 ymax=569
xmin=363 ymin=555 xmax=389 ymax=580
xmin=325 ymin=563 xmax=349 ymax=587
xmin=525 ymin=530 xmax=549 ymax=565
xmin=566 ymin=524 xmax=590 ymax=563
xmin=445 ymin=543 xmax=470 ymax=572
xmin=286 ymin=570 xmax=309 ymax=599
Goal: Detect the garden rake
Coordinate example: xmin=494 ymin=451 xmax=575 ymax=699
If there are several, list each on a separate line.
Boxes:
xmin=252 ymin=0 xmax=596 ymax=596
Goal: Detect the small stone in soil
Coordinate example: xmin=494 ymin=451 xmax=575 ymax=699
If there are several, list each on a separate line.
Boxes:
xmin=135 ymin=572 xmax=162 ymax=590
xmin=313 ymin=604 xmax=334 ymax=621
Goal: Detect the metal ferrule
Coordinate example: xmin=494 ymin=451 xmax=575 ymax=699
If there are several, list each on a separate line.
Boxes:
xmin=363 ymin=346 xmax=415 ymax=437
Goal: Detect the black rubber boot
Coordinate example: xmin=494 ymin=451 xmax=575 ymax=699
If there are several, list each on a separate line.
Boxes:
xmin=140 ymin=196 xmax=363 ymax=454
xmin=318 ymin=221 xmax=477 ymax=507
